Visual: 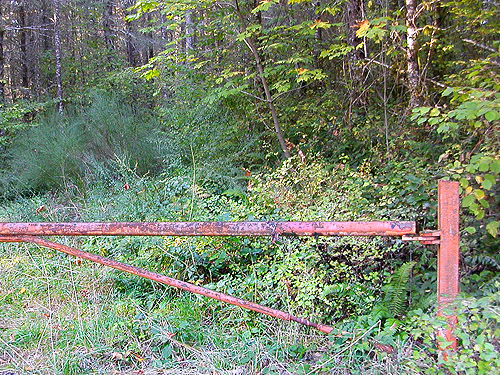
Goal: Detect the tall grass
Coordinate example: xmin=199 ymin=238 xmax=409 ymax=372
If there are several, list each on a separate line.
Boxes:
xmin=2 ymin=91 xmax=165 ymax=197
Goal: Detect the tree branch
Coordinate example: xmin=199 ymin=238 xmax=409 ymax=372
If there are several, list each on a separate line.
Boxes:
xmin=463 ymin=39 xmax=497 ymax=54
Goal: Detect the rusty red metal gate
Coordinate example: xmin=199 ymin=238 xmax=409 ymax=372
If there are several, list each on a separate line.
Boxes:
xmin=0 ymin=180 xmax=460 ymax=353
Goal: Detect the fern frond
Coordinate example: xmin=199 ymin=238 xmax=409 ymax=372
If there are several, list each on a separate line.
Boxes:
xmin=386 ymin=261 xmax=416 ymax=317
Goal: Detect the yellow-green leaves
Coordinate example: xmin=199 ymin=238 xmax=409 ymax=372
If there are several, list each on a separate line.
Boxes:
xmin=456 ymin=155 xmax=499 ymax=237
xmin=251 ymin=0 xmax=279 ymax=14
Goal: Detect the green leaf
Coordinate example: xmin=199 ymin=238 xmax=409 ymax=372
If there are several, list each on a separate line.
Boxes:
xmin=144 ymin=67 xmax=159 ymax=80
xmin=442 ymin=87 xmax=454 ymax=96
xmin=478 ymin=161 xmax=490 ymax=172
xmin=462 ymin=194 xmax=475 ymax=207
xmin=482 ymin=179 xmax=493 ymax=190
xmin=482 ymin=174 xmax=496 ymax=190
xmin=484 ymin=110 xmax=499 ymax=122
xmin=161 ymin=344 xmax=172 ymax=359
xmin=474 ymin=189 xmax=485 ymax=199
xmin=486 ymin=221 xmax=499 ymax=237
xmin=479 ymin=198 xmax=490 ymax=208
xmin=465 ymin=226 xmax=477 ymax=234
xmin=490 ymin=160 xmax=500 ymax=173
xmin=429 ymin=108 xmax=440 ymax=117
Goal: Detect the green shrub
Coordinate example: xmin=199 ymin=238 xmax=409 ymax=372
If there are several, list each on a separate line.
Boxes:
xmin=407 ymin=292 xmax=500 ymax=374
xmin=158 ymin=95 xmax=262 ymax=192
xmin=3 ymin=92 xmax=165 ymax=196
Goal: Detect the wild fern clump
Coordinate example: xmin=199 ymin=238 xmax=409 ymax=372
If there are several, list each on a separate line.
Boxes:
xmin=3 ymin=92 xmax=164 ymax=196
xmin=384 ymin=261 xmax=416 ymax=317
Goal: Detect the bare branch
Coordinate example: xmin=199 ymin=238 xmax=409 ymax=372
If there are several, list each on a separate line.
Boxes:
xmin=463 ymin=39 xmax=497 ymax=54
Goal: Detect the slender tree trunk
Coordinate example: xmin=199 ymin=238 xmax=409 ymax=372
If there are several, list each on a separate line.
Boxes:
xmin=160 ymin=12 xmax=169 ymax=44
xmin=124 ymin=0 xmax=137 ymax=67
xmin=346 ymin=0 xmax=363 ymax=61
xmin=406 ymin=0 xmax=422 ymax=108
xmin=126 ymin=27 xmax=136 ymax=66
xmin=54 ymin=0 xmax=63 ymax=114
xmin=18 ymin=1 xmax=28 ymax=97
xmin=0 ymin=0 xmax=5 ymax=103
xmin=103 ymin=0 xmax=114 ymax=53
xmin=234 ymin=0 xmax=290 ymax=159
xmin=42 ymin=0 xmax=51 ymax=51
xmin=185 ymin=9 xmax=193 ymax=54
xmin=344 ymin=0 xmax=365 ymax=124
xmin=314 ymin=1 xmax=322 ymax=41
xmin=144 ymin=11 xmax=154 ymax=63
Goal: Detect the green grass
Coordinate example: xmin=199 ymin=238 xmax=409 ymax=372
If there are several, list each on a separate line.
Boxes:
xmin=0 ymin=242 xmax=347 ymax=374
xmin=0 ymin=201 xmax=409 ymax=374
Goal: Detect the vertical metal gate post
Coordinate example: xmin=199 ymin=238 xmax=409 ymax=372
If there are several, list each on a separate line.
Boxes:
xmin=437 ymin=180 xmax=460 ymax=352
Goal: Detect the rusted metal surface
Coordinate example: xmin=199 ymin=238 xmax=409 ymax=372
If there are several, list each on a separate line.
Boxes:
xmin=402 ymin=230 xmax=441 ymax=245
xmin=0 ymin=235 xmax=342 ymax=335
xmin=437 ymin=180 xmax=460 ymax=353
xmin=0 ymin=221 xmax=416 ymax=237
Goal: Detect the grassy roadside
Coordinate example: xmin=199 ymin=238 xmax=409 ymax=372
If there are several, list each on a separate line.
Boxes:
xmin=0 ymin=240 xmax=406 ymax=375
xmin=0 ymin=173 xmax=410 ymax=375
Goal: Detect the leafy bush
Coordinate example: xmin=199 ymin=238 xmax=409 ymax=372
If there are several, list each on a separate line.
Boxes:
xmin=242 ymin=157 xmax=435 ymax=319
xmin=407 ymin=292 xmax=500 ymax=374
xmin=410 ymin=59 xmax=500 ymax=294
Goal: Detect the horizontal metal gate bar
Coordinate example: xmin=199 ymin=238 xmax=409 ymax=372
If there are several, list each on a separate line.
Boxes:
xmin=0 ymin=221 xmax=416 ymax=237
xmin=0 ymin=180 xmax=459 ymax=358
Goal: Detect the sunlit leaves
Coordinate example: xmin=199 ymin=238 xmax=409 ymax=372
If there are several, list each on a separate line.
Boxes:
xmin=453 ymin=155 xmax=499 ymax=236
xmin=354 ymin=18 xmax=395 ymax=43
xmin=319 ymin=44 xmax=353 ymax=60
xmin=126 ymin=0 xmax=159 ymax=20
xmin=252 ymin=0 xmax=279 ymax=14
xmin=293 ymin=68 xmax=327 ymax=83
xmin=355 ymin=20 xmax=370 ymax=38
xmin=486 ymin=221 xmax=499 ymax=237
xmin=310 ymin=19 xmax=332 ymax=30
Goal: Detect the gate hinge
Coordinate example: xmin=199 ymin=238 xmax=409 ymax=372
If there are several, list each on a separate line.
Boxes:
xmin=402 ymin=230 xmax=441 ymax=245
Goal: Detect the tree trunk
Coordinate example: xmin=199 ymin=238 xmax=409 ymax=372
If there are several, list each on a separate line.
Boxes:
xmin=0 ymin=0 xmax=5 ymax=103
xmin=41 ymin=0 xmax=51 ymax=51
xmin=406 ymin=0 xmax=422 ymax=108
xmin=346 ymin=0 xmax=363 ymax=61
xmin=344 ymin=0 xmax=365 ymax=124
xmin=314 ymin=1 xmax=322 ymax=41
xmin=144 ymin=11 xmax=154 ymax=64
xmin=234 ymin=0 xmax=290 ymax=159
xmin=54 ymin=0 xmax=63 ymax=114
xmin=103 ymin=0 xmax=114 ymax=53
xmin=18 ymin=1 xmax=29 ymax=97
xmin=124 ymin=0 xmax=138 ymax=67
xmin=185 ymin=9 xmax=193 ymax=54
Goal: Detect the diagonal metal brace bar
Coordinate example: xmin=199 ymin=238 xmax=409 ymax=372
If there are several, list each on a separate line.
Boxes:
xmin=0 ymin=235 xmax=346 ymax=336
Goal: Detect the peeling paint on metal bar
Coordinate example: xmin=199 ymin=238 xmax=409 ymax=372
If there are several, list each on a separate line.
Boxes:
xmin=0 ymin=221 xmax=416 ymax=237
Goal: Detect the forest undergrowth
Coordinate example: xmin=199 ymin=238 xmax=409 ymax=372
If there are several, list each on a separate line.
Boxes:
xmin=0 ymin=148 xmax=498 ymax=374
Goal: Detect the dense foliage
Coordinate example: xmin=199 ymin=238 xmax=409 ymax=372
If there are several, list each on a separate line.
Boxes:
xmin=0 ymin=0 xmax=498 ymax=374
